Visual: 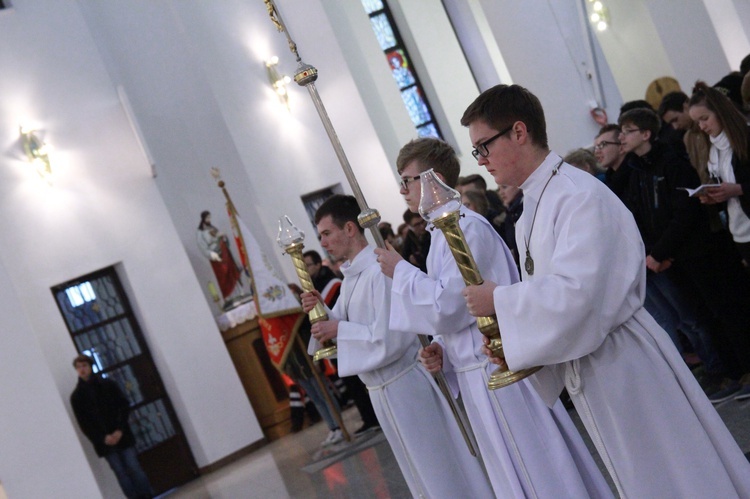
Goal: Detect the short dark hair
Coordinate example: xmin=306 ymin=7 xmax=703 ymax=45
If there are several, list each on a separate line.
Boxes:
xmin=396 ymin=138 xmax=461 ymax=188
xmin=741 ymin=53 xmax=750 ymax=77
xmin=72 ymin=354 xmax=94 ymax=368
xmin=403 ymin=208 xmax=421 ymax=225
xmin=461 ymin=84 xmax=548 ymax=149
xmin=657 ymin=91 xmax=688 ymax=118
xmin=618 ymin=108 xmax=661 ymax=143
xmin=303 ymin=250 xmax=322 ymax=265
xmin=379 ymin=223 xmax=395 ymax=239
xmin=596 ymin=123 xmax=621 ymax=138
xmin=314 ymin=194 xmax=364 ymax=234
xmin=457 ymin=174 xmax=487 ymax=191
xmin=619 ymin=100 xmax=654 ymax=116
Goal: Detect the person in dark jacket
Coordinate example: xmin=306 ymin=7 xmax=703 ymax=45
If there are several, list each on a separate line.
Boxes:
xmin=70 ymin=354 xmax=153 ymax=499
xmin=619 ymin=108 xmax=750 ymax=404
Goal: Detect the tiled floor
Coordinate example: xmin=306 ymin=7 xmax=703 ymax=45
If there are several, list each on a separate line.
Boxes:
xmin=163 ymin=397 xmax=750 ymax=498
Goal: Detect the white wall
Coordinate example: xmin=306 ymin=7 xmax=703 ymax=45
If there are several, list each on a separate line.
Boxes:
xmin=0 ymin=261 xmax=101 ymax=498
xmin=1 ymin=0 xmax=748 ymax=495
xmin=0 ymin=1 xmax=262 ymax=496
xmin=77 ymin=0 xmax=408 ymax=288
xmin=645 ymin=0 xmax=731 ymax=90
xmin=475 ymin=0 xmax=610 ymax=153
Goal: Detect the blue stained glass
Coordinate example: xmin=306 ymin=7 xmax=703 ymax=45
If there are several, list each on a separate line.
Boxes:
xmin=400 ymin=87 xmax=432 ymax=126
xmin=361 ymin=0 xmax=384 ymax=14
xmin=386 ymin=49 xmax=415 ymax=89
xmin=417 ymin=123 xmax=440 ymax=139
xmin=370 ymin=13 xmax=396 ymax=50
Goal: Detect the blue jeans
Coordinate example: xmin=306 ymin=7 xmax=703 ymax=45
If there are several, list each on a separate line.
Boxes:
xmin=104 ymin=446 xmax=153 ymax=499
xmin=645 ymin=271 xmax=724 ymax=374
xmin=297 ymin=377 xmax=340 ymax=431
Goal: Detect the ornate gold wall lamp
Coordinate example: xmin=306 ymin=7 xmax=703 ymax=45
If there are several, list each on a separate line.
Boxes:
xmin=19 ymin=125 xmax=52 ymax=182
xmin=265 ymin=56 xmax=292 ymax=110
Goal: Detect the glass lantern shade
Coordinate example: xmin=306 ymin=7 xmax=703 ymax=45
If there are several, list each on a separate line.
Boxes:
xmin=418 ymin=169 xmax=462 ymax=223
xmin=277 ymin=215 xmax=305 ymax=247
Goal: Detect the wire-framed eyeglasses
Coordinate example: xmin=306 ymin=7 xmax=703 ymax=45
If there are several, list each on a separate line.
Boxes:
xmin=594 ymin=141 xmax=621 ymax=150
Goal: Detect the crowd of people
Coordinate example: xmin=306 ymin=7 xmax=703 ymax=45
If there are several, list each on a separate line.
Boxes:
xmin=294 ymin=54 xmax=750 ymax=497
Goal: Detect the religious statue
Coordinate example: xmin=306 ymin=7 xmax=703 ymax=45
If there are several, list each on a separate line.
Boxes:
xmin=196 ymin=210 xmax=243 ymax=304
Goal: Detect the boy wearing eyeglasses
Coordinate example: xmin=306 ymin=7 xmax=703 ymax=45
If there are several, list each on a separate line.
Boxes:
xmin=461 ymin=84 xmax=750 ymax=497
xmin=375 ymin=138 xmax=612 ymax=498
xmin=302 ymin=195 xmax=493 ymax=499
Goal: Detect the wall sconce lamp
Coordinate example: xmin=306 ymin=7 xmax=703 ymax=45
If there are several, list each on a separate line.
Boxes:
xmin=265 ymin=56 xmax=292 ymax=110
xmin=19 ymin=125 xmax=53 ymax=181
xmin=588 ymin=0 xmax=610 ymax=31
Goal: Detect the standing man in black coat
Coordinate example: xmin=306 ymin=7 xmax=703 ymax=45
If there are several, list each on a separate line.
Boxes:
xmin=70 ymin=354 xmax=153 ymax=499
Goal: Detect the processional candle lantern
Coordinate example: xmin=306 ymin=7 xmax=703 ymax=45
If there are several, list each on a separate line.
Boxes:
xmin=276 ymin=215 xmax=337 ymax=361
xmin=418 ymin=169 xmax=541 ymax=389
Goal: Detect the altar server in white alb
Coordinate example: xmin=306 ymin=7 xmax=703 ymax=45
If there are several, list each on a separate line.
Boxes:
xmin=301 ymin=194 xmax=493 ymax=499
xmin=375 ymin=139 xmax=612 ymax=498
xmin=461 ymin=84 xmax=750 ymax=498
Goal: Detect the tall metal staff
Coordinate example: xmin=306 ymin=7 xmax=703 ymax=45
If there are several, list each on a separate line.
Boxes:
xmin=263 ymin=0 xmax=476 ymax=455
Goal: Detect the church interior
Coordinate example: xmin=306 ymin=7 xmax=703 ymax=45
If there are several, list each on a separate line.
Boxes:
xmin=1 ymin=0 xmax=749 ymax=497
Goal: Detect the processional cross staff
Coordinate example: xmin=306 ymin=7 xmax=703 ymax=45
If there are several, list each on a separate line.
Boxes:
xmin=263 ymin=0 xmax=476 ymax=455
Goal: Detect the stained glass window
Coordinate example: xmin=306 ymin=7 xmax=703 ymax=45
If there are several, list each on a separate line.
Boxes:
xmin=362 ymin=1 xmax=442 ymax=139
xmin=362 ymin=0 xmax=383 ymax=14
xmin=386 ymin=49 xmax=415 ymax=88
xmin=370 ymin=14 xmax=396 ymax=50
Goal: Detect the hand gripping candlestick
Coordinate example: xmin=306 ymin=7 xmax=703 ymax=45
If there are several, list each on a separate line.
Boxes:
xmin=419 ymin=169 xmax=542 ymax=390
xmin=277 ymin=215 xmax=337 ymax=362
xmin=265 ymin=0 xmax=475 ymax=455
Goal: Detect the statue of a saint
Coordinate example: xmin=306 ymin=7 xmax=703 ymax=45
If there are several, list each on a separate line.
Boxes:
xmin=197 ymin=210 xmax=242 ymax=300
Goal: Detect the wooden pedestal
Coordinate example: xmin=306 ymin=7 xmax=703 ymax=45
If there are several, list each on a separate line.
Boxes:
xmin=220 ymin=319 xmax=292 ymax=441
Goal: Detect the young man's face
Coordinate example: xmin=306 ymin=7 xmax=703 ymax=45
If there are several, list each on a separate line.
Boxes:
xmin=593 ymin=130 xmax=623 ymax=170
xmin=408 ymin=215 xmax=427 ymax=237
xmin=662 ymin=106 xmax=692 ymax=131
xmin=399 ymin=160 xmax=425 ymax=213
xmin=75 ymin=361 xmax=92 ymax=381
xmin=316 ymin=215 xmax=350 ymax=262
xmin=468 ymin=119 xmax=522 ymax=187
xmin=497 ymin=184 xmax=521 ymax=207
xmin=618 ymin=122 xmax=651 ymax=156
xmin=303 ymin=256 xmax=321 ymax=278
xmin=688 ymin=104 xmax=722 ymax=138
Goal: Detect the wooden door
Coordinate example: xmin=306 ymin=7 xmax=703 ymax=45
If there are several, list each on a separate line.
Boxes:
xmin=53 ymin=267 xmax=198 ymax=495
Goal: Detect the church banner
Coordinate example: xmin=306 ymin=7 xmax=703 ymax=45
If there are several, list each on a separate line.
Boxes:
xmin=228 ymin=207 xmax=304 ymax=371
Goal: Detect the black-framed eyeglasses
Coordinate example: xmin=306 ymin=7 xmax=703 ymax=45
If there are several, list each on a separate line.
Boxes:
xmin=619 ymin=127 xmax=642 ymax=136
xmin=471 ymin=124 xmax=513 ymax=159
xmin=594 ymin=140 xmax=621 ymax=150
xmin=399 ymin=175 xmax=421 ymax=191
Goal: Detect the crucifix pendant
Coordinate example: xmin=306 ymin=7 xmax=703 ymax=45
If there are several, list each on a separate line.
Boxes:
xmin=524 ymin=250 xmax=534 ymax=275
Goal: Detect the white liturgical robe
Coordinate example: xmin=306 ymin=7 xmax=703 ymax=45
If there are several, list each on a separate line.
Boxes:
xmin=310 ymin=247 xmax=493 ymax=499
xmin=495 ymin=152 xmax=750 ymax=498
xmin=390 ymin=206 xmax=613 ymax=498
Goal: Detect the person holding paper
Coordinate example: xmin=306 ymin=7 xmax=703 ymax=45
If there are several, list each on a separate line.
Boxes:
xmin=688 ymin=81 xmax=750 ymax=265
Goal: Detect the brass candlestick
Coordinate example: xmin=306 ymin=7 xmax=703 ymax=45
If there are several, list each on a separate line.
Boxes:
xmin=419 ymin=170 xmax=541 ymax=389
xmin=277 ymin=215 xmax=337 ymax=361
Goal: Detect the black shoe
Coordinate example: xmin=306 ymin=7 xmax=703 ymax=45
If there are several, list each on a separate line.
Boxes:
xmin=354 ymin=422 xmax=381 ymax=436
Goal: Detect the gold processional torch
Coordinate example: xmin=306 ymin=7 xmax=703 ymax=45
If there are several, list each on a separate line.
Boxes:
xmin=418 ymin=169 xmax=542 ymax=390
xmin=264 ymin=0 xmax=475 ymax=454
xmin=277 ymin=215 xmax=337 ymax=362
